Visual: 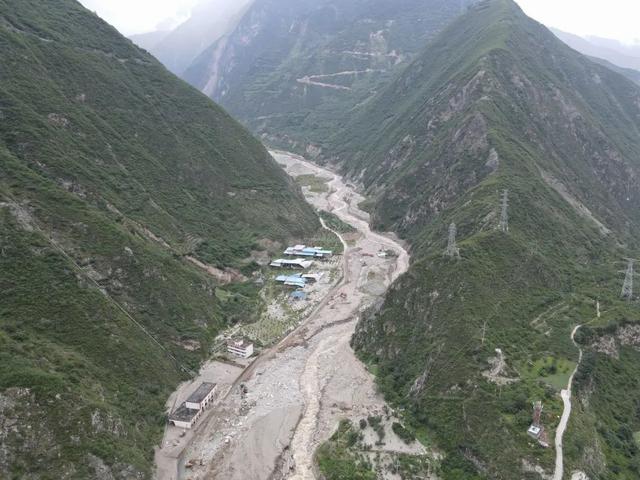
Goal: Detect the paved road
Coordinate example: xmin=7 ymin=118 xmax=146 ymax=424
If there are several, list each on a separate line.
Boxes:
xmin=553 ymin=325 xmax=583 ymax=480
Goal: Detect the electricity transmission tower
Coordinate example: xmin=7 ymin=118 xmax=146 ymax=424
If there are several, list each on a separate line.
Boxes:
xmin=621 ymin=258 xmax=636 ymax=301
xmin=498 ymin=189 xmax=509 ymax=233
xmin=444 ymin=222 xmax=460 ymax=258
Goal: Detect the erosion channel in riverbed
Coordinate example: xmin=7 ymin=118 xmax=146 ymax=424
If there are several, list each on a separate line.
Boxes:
xmin=155 ymin=151 xmax=424 ymax=480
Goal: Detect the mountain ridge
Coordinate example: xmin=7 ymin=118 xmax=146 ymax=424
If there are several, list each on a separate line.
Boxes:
xmin=0 ymin=0 xmax=318 ymax=478
xmin=182 ymin=0 xmax=477 ymax=155
xmin=309 ymin=0 xmax=640 ymax=477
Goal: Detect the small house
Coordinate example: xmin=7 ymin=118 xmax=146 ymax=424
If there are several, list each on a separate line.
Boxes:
xmin=227 ymin=339 xmax=254 ymax=358
xmin=527 ymin=425 xmax=542 ymax=439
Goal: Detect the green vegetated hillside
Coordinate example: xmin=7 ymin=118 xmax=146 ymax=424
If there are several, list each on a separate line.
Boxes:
xmin=0 ymin=0 xmax=318 ymax=478
xmin=320 ymin=0 xmax=640 ymax=478
xmin=183 ymin=0 xmax=476 ymax=155
xmin=586 ymin=56 xmax=640 ymax=87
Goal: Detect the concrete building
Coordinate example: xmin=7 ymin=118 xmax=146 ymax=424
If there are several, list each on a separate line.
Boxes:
xmin=185 ymin=382 xmax=216 ymax=410
xmin=227 ymin=338 xmax=254 ymax=358
xmin=284 ymin=245 xmax=333 ymax=258
xmin=527 ymin=425 xmax=542 ymax=439
xmin=270 ymin=258 xmax=313 ymax=269
xmin=168 ymin=403 xmax=202 ymax=430
xmin=168 ymin=382 xmax=216 ymax=429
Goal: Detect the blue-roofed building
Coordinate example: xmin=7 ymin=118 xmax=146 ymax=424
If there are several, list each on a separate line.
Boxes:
xmin=284 ymin=245 xmax=333 ymax=258
xmin=275 ymin=274 xmax=307 ymax=288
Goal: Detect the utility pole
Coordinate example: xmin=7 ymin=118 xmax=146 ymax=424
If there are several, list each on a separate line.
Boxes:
xmin=498 ymin=189 xmax=509 ymax=233
xmin=444 ymin=222 xmax=460 ymax=258
xmin=621 ymin=258 xmax=635 ymax=301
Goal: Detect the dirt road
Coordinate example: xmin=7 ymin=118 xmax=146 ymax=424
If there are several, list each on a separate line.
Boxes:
xmin=163 ymin=151 xmax=411 ymax=480
xmin=553 ymin=325 xmax=583 ymax=480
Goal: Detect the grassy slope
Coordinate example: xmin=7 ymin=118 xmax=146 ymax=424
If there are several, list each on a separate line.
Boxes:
xmin=0 ymin=1 xmax=318 ymax=478
xmin=319 ymin=0 xmax=640 ymax=478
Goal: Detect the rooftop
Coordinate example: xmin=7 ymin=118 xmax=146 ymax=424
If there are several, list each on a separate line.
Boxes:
xmin=228 ymin=338 xmax=253 ymax=349
xmin=186 ymin=382 xmax=216 ymax=404
xmin=276 ymin=274 xmax=307 ymax=287
xmin=271 ymin=258 xmax=313 ymax=268
xmin=169 ymin=403 xmax=199 ymax=422
xmin=284 ymin=245 xmax=332 ymax=256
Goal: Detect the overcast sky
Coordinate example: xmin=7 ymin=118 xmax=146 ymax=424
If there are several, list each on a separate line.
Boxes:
xmin=79 ymin=0 xmax=640 ymax=45
xmin=79 ymin=0 xmax=200 ymax=35
xmin=516 ymin=0 xmax=640 ymax=44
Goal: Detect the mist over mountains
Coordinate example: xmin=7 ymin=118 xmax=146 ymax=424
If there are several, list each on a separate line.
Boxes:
xmin=130 ymin=0 xmax=252 ymax=75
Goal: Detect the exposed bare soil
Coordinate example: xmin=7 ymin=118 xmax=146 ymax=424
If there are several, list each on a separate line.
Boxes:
xmin=154 ymin=151 xmax=411 ymax=480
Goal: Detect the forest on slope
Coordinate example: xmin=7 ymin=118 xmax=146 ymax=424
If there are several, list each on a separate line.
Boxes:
xmin=334 ymin=1 xmax=640 ymax=478
xmin=0 ymin=0 xmax=318 ymax=478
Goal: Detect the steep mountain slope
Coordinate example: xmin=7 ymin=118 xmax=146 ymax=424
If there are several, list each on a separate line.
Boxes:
xmin=183 ymin=0 xmax=475 ymax=155
xmin=318 ymin=0 xmax=640 ymax=478
xmin=586 ymin=56 xmax=640 ymax=87
xmin=136 ymin=0 xmax=252 ymax=76
xmin=0 ymin=1 xmax=318 ymax=478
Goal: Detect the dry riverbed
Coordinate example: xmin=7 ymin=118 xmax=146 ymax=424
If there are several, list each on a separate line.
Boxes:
xmin=154 ymin=151 xmax=416 ymax=480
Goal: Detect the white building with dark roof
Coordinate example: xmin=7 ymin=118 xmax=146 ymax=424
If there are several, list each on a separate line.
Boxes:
xmin=168 ymin=403 xmax=202 ymax=430
xmin=227 ymin=338 xmax=254 ymax=358
xmin=168 ymin=382 xmax=216 ymax=429
xmin=185 ymin=382 xmax=216 ymax=410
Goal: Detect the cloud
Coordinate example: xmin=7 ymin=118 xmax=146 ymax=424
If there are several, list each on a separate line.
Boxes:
xmin=80 ymin=0 xmax=640 ymax=45
xmin=79 ymin=0 xmax=200 ymax=35
xmin=515 ymin=0 xmax=640 ymax=45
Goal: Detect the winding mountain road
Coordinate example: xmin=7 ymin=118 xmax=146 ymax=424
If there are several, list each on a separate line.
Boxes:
xmin=553 ymin=325 xmax=583 ymax=480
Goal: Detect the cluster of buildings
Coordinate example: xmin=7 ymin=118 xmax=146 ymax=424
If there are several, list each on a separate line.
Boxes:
xmin=167 ymin=246 xmax=335 ymax=431
xmin=270 ymin=245 xmax=331 ymax=295
xmin=168 ymin=340 xmax=255 ymax=429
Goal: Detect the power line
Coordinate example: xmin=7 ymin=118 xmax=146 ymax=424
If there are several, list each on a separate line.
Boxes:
xmin=3 ymin=194 xmax=195 ymax=376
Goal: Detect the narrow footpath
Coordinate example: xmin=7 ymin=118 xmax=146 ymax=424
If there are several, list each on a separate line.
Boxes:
xmin=553 ymin=325 xmax=583 ymax=480
xmin=154 ymin=151 xmax=411 ymax=480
